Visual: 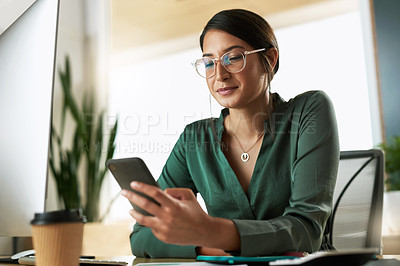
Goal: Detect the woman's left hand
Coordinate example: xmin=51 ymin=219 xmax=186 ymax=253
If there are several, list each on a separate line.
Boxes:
xmin=121 ymin=182 xmax=213 ymax=247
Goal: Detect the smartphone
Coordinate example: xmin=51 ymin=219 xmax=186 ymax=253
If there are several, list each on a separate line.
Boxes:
xmin=106 ymin=157 xmax=160 ymax=216
xmin=196 ymin=255 xmax=299 ymax=265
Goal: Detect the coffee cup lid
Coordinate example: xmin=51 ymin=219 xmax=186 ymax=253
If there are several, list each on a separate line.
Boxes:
xmin=31 ymin=209 xmax=86 ymax=225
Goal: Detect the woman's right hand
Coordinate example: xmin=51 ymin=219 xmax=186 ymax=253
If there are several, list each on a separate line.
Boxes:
xmin=121 ymin=182 xmax=213 ymax=247
xmin=122 ymin=181 xmax=241 ymax=252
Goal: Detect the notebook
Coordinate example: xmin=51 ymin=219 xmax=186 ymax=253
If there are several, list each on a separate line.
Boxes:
xmin=18 ymin=256 xmax=128 ymax=265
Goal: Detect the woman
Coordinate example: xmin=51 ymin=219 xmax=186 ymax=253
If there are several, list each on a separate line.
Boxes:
xmin=121 ymin=9 xmax=339 ymax=258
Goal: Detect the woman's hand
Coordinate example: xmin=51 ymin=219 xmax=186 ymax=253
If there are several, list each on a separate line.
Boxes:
xmin=196 ymin=247 xmax=230 ymax=256
xmin=121 ymin=182 xmax=211 ymax=247
xmin=121 ymin=181 xmax=241 ymax=251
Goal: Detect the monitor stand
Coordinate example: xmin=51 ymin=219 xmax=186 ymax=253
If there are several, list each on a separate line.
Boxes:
xmin=0 ymin=237 xmax=32 ymax=256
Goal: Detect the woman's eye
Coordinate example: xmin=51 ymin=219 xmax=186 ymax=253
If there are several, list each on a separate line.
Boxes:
xmin=203 ymin=59 xmax=214 ymax=69
xmin=223 ymin=54 xmax=241 ymax=65
xmin=228 ymin=55 xmax=242 ymax=62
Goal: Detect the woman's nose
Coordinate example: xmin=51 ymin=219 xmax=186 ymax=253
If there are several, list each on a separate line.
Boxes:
xmin=215 ymin=60 xmax=230 ymax=81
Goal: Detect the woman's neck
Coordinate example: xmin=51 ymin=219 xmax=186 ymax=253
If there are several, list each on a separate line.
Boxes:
xmin=225 ymin=100 xmax=271 ymax=138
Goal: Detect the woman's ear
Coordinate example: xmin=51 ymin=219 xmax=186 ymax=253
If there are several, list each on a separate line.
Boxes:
xmin=266 ymin=48 xmax=278 ymax=71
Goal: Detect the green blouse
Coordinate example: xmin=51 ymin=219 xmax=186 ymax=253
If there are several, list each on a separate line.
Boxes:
xmin=130 ymin=90 xmax=340 ymax=258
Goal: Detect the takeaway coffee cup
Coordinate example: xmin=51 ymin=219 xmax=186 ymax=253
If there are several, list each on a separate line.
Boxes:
xmin=31 ymin=209 xmax=85 ymax=266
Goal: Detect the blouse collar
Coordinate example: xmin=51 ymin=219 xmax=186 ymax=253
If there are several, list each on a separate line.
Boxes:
xmin=214 ymin=93 xmax=285 ymax=140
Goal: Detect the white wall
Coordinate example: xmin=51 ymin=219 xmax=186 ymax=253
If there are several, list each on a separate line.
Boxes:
xmin=271 ymin=12 xmax=373 ymax=150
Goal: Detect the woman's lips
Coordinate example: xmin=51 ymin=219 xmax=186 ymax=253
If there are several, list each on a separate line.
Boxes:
xmin=217 ymin=86 xmax=237 ymax=95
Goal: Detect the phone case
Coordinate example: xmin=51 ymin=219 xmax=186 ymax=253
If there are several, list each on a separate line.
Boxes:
xmin=106 ymin=157 xmax=160 ymax=216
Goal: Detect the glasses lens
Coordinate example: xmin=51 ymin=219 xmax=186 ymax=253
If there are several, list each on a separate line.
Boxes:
xmin=221 ymin=52 xmax=245 ymax=73
xmin=194 ymin=58 xmax=215 ymax=78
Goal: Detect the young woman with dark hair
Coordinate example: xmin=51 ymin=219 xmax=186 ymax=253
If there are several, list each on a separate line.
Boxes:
xmin=122 ymin=9 xmax=339 ymax=258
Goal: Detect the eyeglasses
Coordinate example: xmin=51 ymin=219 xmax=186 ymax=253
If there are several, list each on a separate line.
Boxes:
xmin=191 ymin=48 xmax=266 ymax=78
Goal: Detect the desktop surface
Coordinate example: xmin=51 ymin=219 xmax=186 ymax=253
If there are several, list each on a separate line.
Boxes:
xmin=1 ymin=255 xmax=399 ymax=266
xmin=0 ymin=256 xmax=136 ymax=266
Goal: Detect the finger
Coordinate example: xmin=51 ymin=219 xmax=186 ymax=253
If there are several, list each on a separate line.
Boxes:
xmin=129 ymin=208 xmax=158 ymax=229
xmin=130 ymin=182 xmax=175 ymax=207
xmin=121 ymin=189 xmax=160 ymax=216
xmin=164 ymin=188 xmax=196 ymax=201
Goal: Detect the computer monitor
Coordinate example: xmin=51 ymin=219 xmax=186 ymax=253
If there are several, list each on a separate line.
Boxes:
xmin=0 ymin=0 xmax=59 ymax=254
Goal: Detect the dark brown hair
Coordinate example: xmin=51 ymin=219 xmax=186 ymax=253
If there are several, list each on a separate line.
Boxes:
xmin=199 ymin=9 xmax=279 ymax=82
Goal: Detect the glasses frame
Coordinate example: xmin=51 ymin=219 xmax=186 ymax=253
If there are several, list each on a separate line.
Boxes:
xmin=192 ymin=48 xmax=266 ymax=78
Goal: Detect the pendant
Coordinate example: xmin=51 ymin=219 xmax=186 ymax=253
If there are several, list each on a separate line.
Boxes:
xmin=241 ymin=152 xmax=249 ymax=162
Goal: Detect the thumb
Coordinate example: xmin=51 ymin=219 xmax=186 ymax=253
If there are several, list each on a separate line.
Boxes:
xmin=164 ymin=188 xmax=195 ymax=201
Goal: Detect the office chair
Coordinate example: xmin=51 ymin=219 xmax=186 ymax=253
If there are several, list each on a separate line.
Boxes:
xmin=326 ymin=149 xmax=384 ymax=252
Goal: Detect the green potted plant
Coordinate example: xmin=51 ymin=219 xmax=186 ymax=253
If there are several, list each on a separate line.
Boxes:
xmin=380 ymin=136 xmax=400 ymax=234
xmin=49 ymin=56 xmax=118 ymax=222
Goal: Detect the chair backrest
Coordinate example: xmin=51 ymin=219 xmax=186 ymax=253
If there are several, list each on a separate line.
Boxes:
xmin=328 ymin=149 xmax=384 ymax=252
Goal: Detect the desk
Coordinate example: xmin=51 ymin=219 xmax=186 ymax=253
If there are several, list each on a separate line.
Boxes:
xmin=383 ymin=235 xmax=400 ymax=255
xmin=0 ymin=256 xmax=136 ymax=266
xmin=1 ymin=255 xmax=399 ymax=266
xmin=0 ymin=256 xmax=195 ymax=266
xmin=133 ymin=256 xmax=400 ymax=266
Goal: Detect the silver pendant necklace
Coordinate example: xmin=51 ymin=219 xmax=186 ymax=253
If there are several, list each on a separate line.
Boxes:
xmin=230 ymin=129 xmax=265 ymax=162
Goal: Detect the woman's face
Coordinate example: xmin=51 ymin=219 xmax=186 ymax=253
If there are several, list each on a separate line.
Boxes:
xmin=202 ymin=29 xmax=268 ymax=110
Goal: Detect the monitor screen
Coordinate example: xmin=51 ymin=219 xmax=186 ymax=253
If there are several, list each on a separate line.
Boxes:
xmin=0 ymin=0 xmax=59 ymax=246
